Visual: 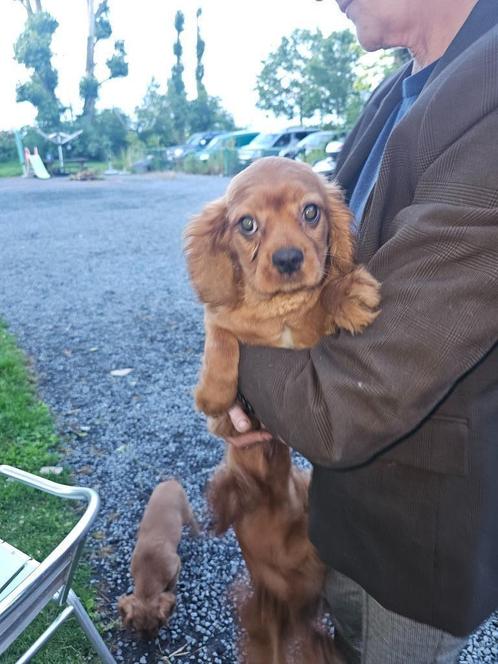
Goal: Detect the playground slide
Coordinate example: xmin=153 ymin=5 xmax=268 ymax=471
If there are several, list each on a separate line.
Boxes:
xmin=29 ymin=153 xmax=50 ymax=179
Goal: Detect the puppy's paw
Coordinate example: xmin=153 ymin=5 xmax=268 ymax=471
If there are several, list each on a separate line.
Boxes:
xmin=194 ymin=383 xmax=235 ymax=417
xmin=326 ymin=266 xmax=381 ymax=334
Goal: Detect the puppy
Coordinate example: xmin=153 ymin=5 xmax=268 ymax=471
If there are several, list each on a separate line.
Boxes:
xmin=118 ymin=479 xmax=198 ymax=639
xmin=184 ymin=157 xmax=380 ymax=662
xmin=184 ymin=156 xmax=379 ymax=423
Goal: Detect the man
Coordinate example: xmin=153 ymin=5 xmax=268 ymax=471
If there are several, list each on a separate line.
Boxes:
xmin=227 ymin=0 xmax=498 ymax=661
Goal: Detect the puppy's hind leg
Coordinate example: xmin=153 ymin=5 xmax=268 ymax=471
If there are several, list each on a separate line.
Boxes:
xmin=239 ymin=591 xmax=287 ymax=664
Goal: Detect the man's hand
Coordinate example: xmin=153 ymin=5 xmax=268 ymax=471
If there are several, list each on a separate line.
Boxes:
xmin=226 ymin=404 xmax=273 ymax=448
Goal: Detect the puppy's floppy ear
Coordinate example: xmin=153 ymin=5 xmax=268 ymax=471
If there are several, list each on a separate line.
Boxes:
xmin=184 ymin=197 xmax=239 ymax=306
xmin=157 ymin=591 xmax=176 ymax=622
xmin=323 ymin=179 xmax=356 ymax=277
xmin=118 ymin=594 xmax=135 ymax=626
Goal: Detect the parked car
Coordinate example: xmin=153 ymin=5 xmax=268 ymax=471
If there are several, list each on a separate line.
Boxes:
xmin=165 ymin=131 xmax=222 ymax=163
xmin=197 ymin=130 xmax=260 ymax=163
xmin=237 ymin=128 xmax=318 ymax=168
xmin=280 ymin=130 xmax=338 ymax=163
xmin=312 ymin=140 xmax=344 ymax=179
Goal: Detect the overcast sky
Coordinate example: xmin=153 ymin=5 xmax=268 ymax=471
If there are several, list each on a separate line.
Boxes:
xmin=1 ymin=0 xmax=351 ymax=131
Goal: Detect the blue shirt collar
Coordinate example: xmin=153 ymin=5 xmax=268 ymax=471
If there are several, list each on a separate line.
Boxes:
xmin=402 ymin=60 xmax=439 ymax=99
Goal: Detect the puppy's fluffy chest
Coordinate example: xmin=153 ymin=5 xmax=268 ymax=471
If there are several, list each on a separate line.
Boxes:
xmin=207 ymin=286 xmax=334 ymax=350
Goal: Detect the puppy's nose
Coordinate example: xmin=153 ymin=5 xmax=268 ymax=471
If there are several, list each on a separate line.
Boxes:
xmin=272 ymin=247 xmax=304 ymax=274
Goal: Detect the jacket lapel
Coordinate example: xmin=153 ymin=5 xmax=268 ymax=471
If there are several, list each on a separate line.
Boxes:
xmin=335 ymin=64 xmax=411 ymax=201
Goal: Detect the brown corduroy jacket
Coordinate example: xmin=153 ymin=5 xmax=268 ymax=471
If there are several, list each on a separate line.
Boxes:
xmin=237 ymin=0 xmax=498 ymax=636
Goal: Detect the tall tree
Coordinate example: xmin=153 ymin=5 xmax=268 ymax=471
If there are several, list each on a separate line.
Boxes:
xmin=166 ymin=10 xmax=188 ymax=143
xmin=195 ymin=8 xmax=206 ymax=100
xmin=187 ymin=95 xmax=235 ymax=134
xmin=256 ymin=29 xmax=363 ymax=127
xmin=80 ymin=0 xmax=128 ymax=119
xmin=14 ymin=5 xmax=62 ymax=129
xmin=308 ymin=30 xmax=362 ymax=123
xmin=256 ymin=30 xmax=331 ymax=124
xmin=186 ymin=8 xmax=234 ymax=134
xmin=135 ymin=79 xmax=174 ymax=147
xmin=15 ymin=0 xmax=44 ymax=15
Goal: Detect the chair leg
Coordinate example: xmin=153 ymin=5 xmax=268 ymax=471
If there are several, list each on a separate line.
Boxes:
xmin=66 ymin=590 xmax=116 ymax=664
xmin=15 ymin=606 xmax=75 ymax=664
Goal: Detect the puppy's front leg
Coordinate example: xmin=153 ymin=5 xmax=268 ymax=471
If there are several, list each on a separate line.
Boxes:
xmin=322 ymin=266 xmax=380 ymax=334
xmin=195 ymin=322 xmax=239 ymax=416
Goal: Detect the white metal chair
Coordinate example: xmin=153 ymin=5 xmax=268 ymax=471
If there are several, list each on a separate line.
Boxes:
xmin=0 ymin=464 xmax=115 ymax=663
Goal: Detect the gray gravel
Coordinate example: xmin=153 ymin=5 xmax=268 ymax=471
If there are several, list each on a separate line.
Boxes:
xmin=0 ymin=174 xmax=496 ymax=664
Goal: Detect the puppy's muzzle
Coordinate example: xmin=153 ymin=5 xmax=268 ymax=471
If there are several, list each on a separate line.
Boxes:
xmin=272 ymin=247 xmax=304 ymax=275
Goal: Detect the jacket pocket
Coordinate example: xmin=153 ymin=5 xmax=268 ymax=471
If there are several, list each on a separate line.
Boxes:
xmin=380 ymin=415 xmax=469 ymax=476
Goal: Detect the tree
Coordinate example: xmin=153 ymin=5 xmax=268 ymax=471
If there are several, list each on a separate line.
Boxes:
xmin=15 ymin=0 xmax=44 ymax=16
xmin=71 ymin=107 xmax=129 ymax=159
xmin=256 ymin=30 xmax=318 ymax=124
xmin=135 ymin=79 xmax=174 ymax=147
xmin=308 ymin=30 xmax=363 ymax=124
xmin=166 ymin=10 xmax=188 ymax=143
xmin=256 ymin=29 xmax=364 ymax=128
xmin=80 ymin=0 xmax=128 ymax=119
xmin=187 ymin=96 xmax=235 ymax=134
xmin=14 ymin=8 xmax=62 ymax=129
xmin=187 ymin=9 xmax=234 ymax=134
xmin=195 ymin=8 xmax=206 ymax=100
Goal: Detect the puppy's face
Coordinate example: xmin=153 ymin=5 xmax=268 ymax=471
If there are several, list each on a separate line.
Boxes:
xmin=118 ymin=591 xmax=176 ymax=639
xmin=226 ymin=160 xmax=331 ymax=296
xmin=184 ymin=157 xmax=354 ymax=306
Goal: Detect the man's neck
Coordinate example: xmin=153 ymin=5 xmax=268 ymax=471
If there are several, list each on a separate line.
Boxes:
xmin=410 ymin=0 xmax=479 ymax=72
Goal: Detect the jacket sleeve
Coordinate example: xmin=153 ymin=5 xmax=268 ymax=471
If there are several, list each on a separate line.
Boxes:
xmin=237 ymin=114 xmax=498 ymax=469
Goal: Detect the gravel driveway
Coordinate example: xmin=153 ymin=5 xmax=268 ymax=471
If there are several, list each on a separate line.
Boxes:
xmin=0 ymin=174 xmax=496 ymax=664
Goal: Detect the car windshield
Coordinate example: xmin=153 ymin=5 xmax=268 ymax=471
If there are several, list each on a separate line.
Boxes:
xmin=205 ymin=135 xmax=226 ymax=150
xmin=302 ymin=131 xmax=335 ymax=148
xmin=247 ymin=133 xmax=280 ymax=148
xmin=186 ymin=133 xmax=204 ymax=146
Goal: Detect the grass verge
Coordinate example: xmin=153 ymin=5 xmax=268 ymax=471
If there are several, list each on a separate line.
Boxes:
xmin=0 ymin=322 xmax=104 ymax=663
xmin=0 ymin=161 xmax=22 ymax=178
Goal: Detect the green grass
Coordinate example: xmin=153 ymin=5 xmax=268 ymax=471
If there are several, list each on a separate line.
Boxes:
xmin=0 ymin=323 xmax=105 ymax=663
xmin=0 ymin=161 xmax=22 ymax=177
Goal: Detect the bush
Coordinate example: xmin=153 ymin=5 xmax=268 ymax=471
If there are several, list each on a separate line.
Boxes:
xmin=19 ymin=126 xmax=51 ymax=160
xmin=208 ymin=149 xmax=240 ymax=176
xmin=181 ymin=153 xmax=209 ymax=175
xmin=181 ymin=149 xmax=241 ymax=176
xmin=303 ymin=148 xmax=327 ymax=166
xmin=0 ymin=132 xmax=18 ymax=163
xmin=69 ymin=108 xmax=130 ymax=160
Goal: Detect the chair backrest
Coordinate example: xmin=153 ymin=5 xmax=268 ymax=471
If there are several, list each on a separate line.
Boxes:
xmin=0 ymin=465 xmax=100 ymax=655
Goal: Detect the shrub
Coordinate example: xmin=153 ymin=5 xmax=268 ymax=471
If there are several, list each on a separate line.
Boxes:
xmin=181 ymin=153 xmax=209 ymax=175
xmin=0 ymin=132 xmax=18 ymax=162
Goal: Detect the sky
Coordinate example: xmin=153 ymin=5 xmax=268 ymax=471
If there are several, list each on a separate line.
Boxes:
xmin=0 ymin=0 xmax=351 ymax=132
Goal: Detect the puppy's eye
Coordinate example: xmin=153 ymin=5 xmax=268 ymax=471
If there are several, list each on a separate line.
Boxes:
xmin=303 ymin=204 xmax=320 ymax=225
xmin=239 ymin=216 xmax=258 ymax=236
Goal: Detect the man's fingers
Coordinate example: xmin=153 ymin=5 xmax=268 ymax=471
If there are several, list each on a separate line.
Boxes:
xmin=226 ymin=401 xmax=273 ymax=447
xmin=228 ymin=404 xmax=252 ymax=433
xmin=226 ymin=430 xmax=273 ymax=449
